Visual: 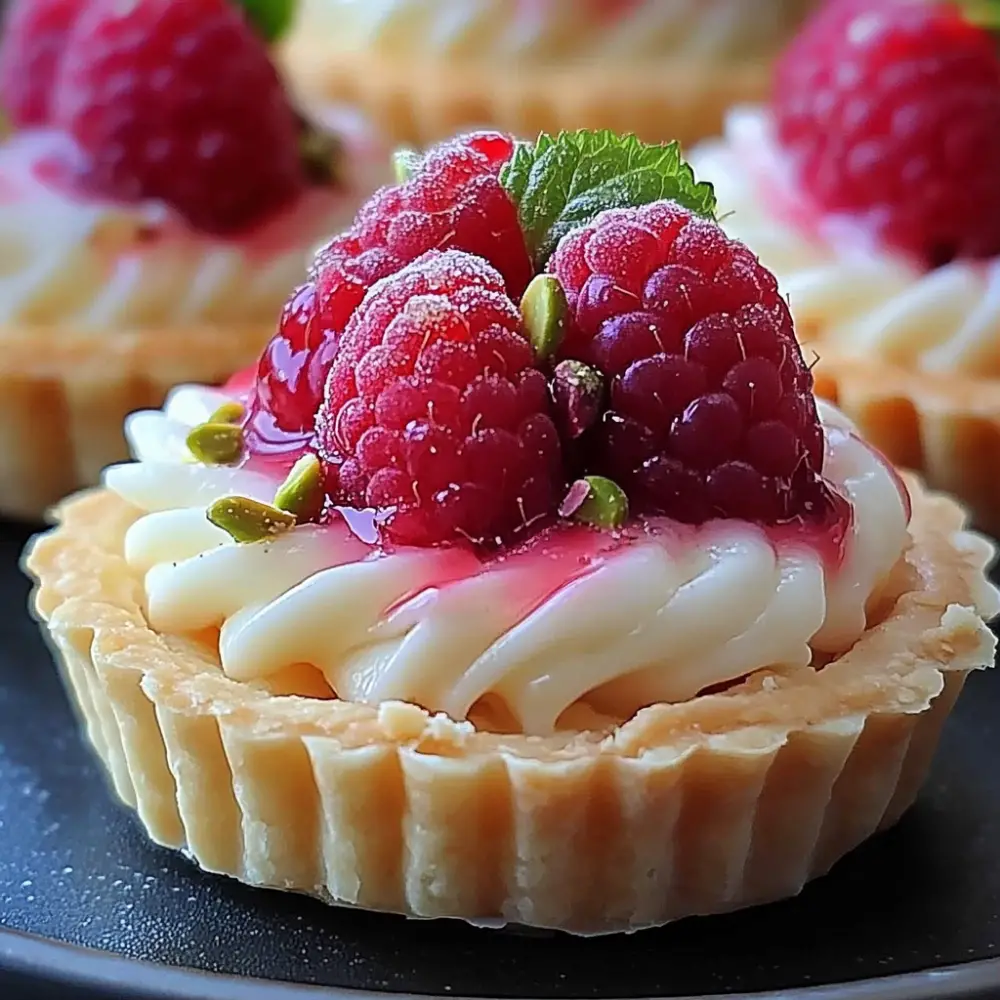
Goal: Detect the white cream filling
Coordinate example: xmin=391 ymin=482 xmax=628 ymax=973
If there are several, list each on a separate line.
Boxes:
xmin=104 ymin=384 xmax=908 ymax=736
xmin=688 ymin=107 xmax=1000 ymax=375
xmin=0 ymin=124 xmax=389 ymax=329
xmin=294 ymin=0 xmax=818 ymax=62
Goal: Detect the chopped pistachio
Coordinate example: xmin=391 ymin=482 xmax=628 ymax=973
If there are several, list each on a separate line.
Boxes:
xmin=207 ymin=496 xmax=296 ymax=543
xmin=551 ymin=360 xmax=604 ymax=440
xmin=520 ymin=274 xmax=568 ymax=362
xmin=569 ymin=476 xmax=629 ymax=530
xmin=186 ymin=422 xmax=244 ymax=465
xmin=208 ymin=400 xmax=245 ymax=425
xmin=274 ymin=453 xmax=324 ymax=521
xmin=393 ymin=147 xmax=423 ymax=183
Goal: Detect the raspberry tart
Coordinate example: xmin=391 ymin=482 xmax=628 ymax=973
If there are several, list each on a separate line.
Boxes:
xmin=281 ymin=0 xmax=822 ymax=151
xmin=0 ymin=0 xmax=388 ymax=520
xmin=26 ymin=129 xmax=999 ymax=933
xmin=689 ymin=0 xmax=1000 ymax=534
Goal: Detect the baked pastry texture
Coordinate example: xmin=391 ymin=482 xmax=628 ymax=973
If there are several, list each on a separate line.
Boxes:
xmin=282 ymin=0 xmax=822 ymax=149
xmin=688 ymin=0 xmax=1000 ymax=533
xmin=0 ymin=0 xmax=388 ymax=520
xmin=25 ymin=127 xmax=1000 ymax=933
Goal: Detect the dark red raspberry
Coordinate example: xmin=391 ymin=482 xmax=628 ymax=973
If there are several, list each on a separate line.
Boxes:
xmin=310 ymin=131 xmax=531 ymax=338
xmin=549 ymin=201 xmax=833 ymax=525
xmin=250 ymin=131 xmax=532 ymax=439
xmin=0 ymin=0 xmax=82 ymax=128
xmin=316 ymin=250 xmax=561 ymax=547
xmin=773 ymin=0 xmax=1000 ymax=265
xmin=50 ymin=0 xmax=307 ymax=235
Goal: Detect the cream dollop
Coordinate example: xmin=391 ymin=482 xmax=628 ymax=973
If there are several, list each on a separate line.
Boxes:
xmin=688 ymin=107 xmax=1000 ymax=375
xmin=294 ymin=0 xmax=818 ymax=62
xmin=0 ymin=122 xmax=389 ymax=329
xmin=104 ymin=384 xmax=909 ymax=736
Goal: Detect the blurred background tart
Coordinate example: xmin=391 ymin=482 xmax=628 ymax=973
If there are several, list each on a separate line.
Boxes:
xmin=281 ymin=0 xmax=823 ymax=150
xmin=688 ymin=0 xmax=1000 ymax=534
xmin=0 ymin=0 xmax=388 ymax=520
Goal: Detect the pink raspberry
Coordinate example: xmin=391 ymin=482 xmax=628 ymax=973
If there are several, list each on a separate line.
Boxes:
xmin=549 ymin=201 xmax=834 ymax=525
xmin=253 ymin=131 xmax=532 ymax=435
xmin=0 ymin=0 xmax=83 ymax=128
xmin=773 ymin=0 xmax=1000 ymax=265
xmin=316 ymin=250 xmax=561 ymax=547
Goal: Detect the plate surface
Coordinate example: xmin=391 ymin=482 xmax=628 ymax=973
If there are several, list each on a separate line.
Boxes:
xmin=2 ymin=518 xmax=1000 ymax=1000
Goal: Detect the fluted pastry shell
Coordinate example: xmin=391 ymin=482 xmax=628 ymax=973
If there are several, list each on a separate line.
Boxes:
xmin=282 ymin=45 xmax=773 ymax=151
xmin=0 ymin=323 xmax=267 ymax=521
xmin=811 ymin=354 xmax=1000 ymax=540
xmin=24 ymin=478 xmax=997 ymax=934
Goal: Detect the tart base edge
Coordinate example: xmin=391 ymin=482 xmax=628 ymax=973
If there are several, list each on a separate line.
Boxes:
xmin=813 ymin=353 xmax=1000 ymax=538
xmin=280 ymin=42 xmax=772 ymax=151
xmin=0 ymin=324 xmax=269 ymax=521
xmin=23 ymin=482 xmax=997 ymax=934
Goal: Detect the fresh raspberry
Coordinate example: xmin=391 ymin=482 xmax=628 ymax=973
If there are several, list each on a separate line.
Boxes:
xmin=549 ymin=201 xmax=834 ymax=525
xmin=0 ymin=0 xmax=82 ymax=128
xmin=49 ymin=0 xmax=306 ymax=235
xmin=249 ymin=131 xmax=532 ymax=437
xmin=773 ymin=0 xmax=1000 ymax=265
xmin=310 ymin=131 xmax=531 ymax=337
xmin=316 ymin=250 xmax=561 ymax=547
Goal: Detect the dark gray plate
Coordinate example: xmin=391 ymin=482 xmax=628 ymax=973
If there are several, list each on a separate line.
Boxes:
xmin=1 ymin=518 xmax=1000 ymax=1000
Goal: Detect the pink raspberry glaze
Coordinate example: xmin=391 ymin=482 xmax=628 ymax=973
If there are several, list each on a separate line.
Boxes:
xmin=227 ymin=364 xmax=854 ymax=569
xmin=0 ymin=128 xmax=372 ymax=263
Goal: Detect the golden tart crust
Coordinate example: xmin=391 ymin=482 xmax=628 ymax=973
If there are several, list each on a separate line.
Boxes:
xmin=0 ymin=323 xmax=265 ymax=521
xmin=282 ymin=47 xmax=774 ymax=152
xmin=25 ymin=478 xmax=997 ymax=933
xmin=811 ymin=354 xmax=1000 ymax=541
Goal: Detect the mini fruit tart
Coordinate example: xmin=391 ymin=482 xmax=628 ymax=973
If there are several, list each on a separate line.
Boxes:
xmin=26 ymin=130 xmax=999 ymax=934
xmin=688 ymin=0 xmax=1000 ymax=534
xmin=0 ymin=0 xmax=388 ymax=520
xmin=281 ymin=0 xmax=822 ymax=151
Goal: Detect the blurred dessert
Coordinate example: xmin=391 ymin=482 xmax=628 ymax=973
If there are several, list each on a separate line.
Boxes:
xmin=0 ymin=0 xmax=388 ymax=518
xmin=281 ymin=0 xmax=823 ymax=149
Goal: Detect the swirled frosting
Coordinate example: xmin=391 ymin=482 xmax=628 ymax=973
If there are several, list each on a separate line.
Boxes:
xmin=688 ymin=108 xmax=1000 ymax=376
xmin=103 ymin=383 xmax=909 ymax=736
xmin=295 ymin=0 xmax=819 ymax=63
xmin=0 ymin=121 xmax=389 ymax=329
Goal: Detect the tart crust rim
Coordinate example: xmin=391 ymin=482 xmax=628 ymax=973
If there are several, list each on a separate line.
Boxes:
xmin=22 ymin=479 xmax=998 ymax=932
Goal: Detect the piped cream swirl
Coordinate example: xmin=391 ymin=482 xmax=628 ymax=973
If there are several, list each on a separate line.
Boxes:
xmin=295 ymin=0 xmax=819 ymax=63
xmin=0 ymin=124 xmax=388 ymax=329
xmin=689 ymin=108 xmax=1000 ymax=375
xmin=104 ymin=384 xmax=909 ymax=736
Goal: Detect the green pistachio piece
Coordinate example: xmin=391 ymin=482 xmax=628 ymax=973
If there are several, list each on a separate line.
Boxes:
xmin=186 ymin=422 xmax=244 ymax=465
xmin=208 ymin=400 xmax=245 ymax=425
xmin=567 ymin=476 xmax=629 ymax=530
xmin=207 ymin=496 xmax=296 ymax=544
xmin=274 ymin=453 xmax=324 ymax=521
xmin=392 ymin=147 xmax=423 ymax=183
xmin=520 ymin=274 xmax=568 ymax=363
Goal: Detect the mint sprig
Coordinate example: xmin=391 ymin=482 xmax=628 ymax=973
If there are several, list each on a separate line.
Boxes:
xmin=235 ymin=0 xmax=296 ymax=43
xmin=500 ymin=130 xmax=717 ymax=268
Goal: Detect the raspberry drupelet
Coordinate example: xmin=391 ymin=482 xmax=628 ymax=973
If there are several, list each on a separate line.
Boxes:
xmin=316 ymin=250 xmax=562 ymax=547
xmin=548 ymin=201 xmax=834 ymax=525
xmin=772 ymin=0 xmax=1000 ymax=265
xmin=252 ymin=131 xmax=532 ymax=435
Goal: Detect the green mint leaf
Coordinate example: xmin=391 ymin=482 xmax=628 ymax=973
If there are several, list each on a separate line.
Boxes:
xmin=235 ymin=0 xmax=296 ymax=43
xmin=500 ymin=130 xmax=716 ymax=268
